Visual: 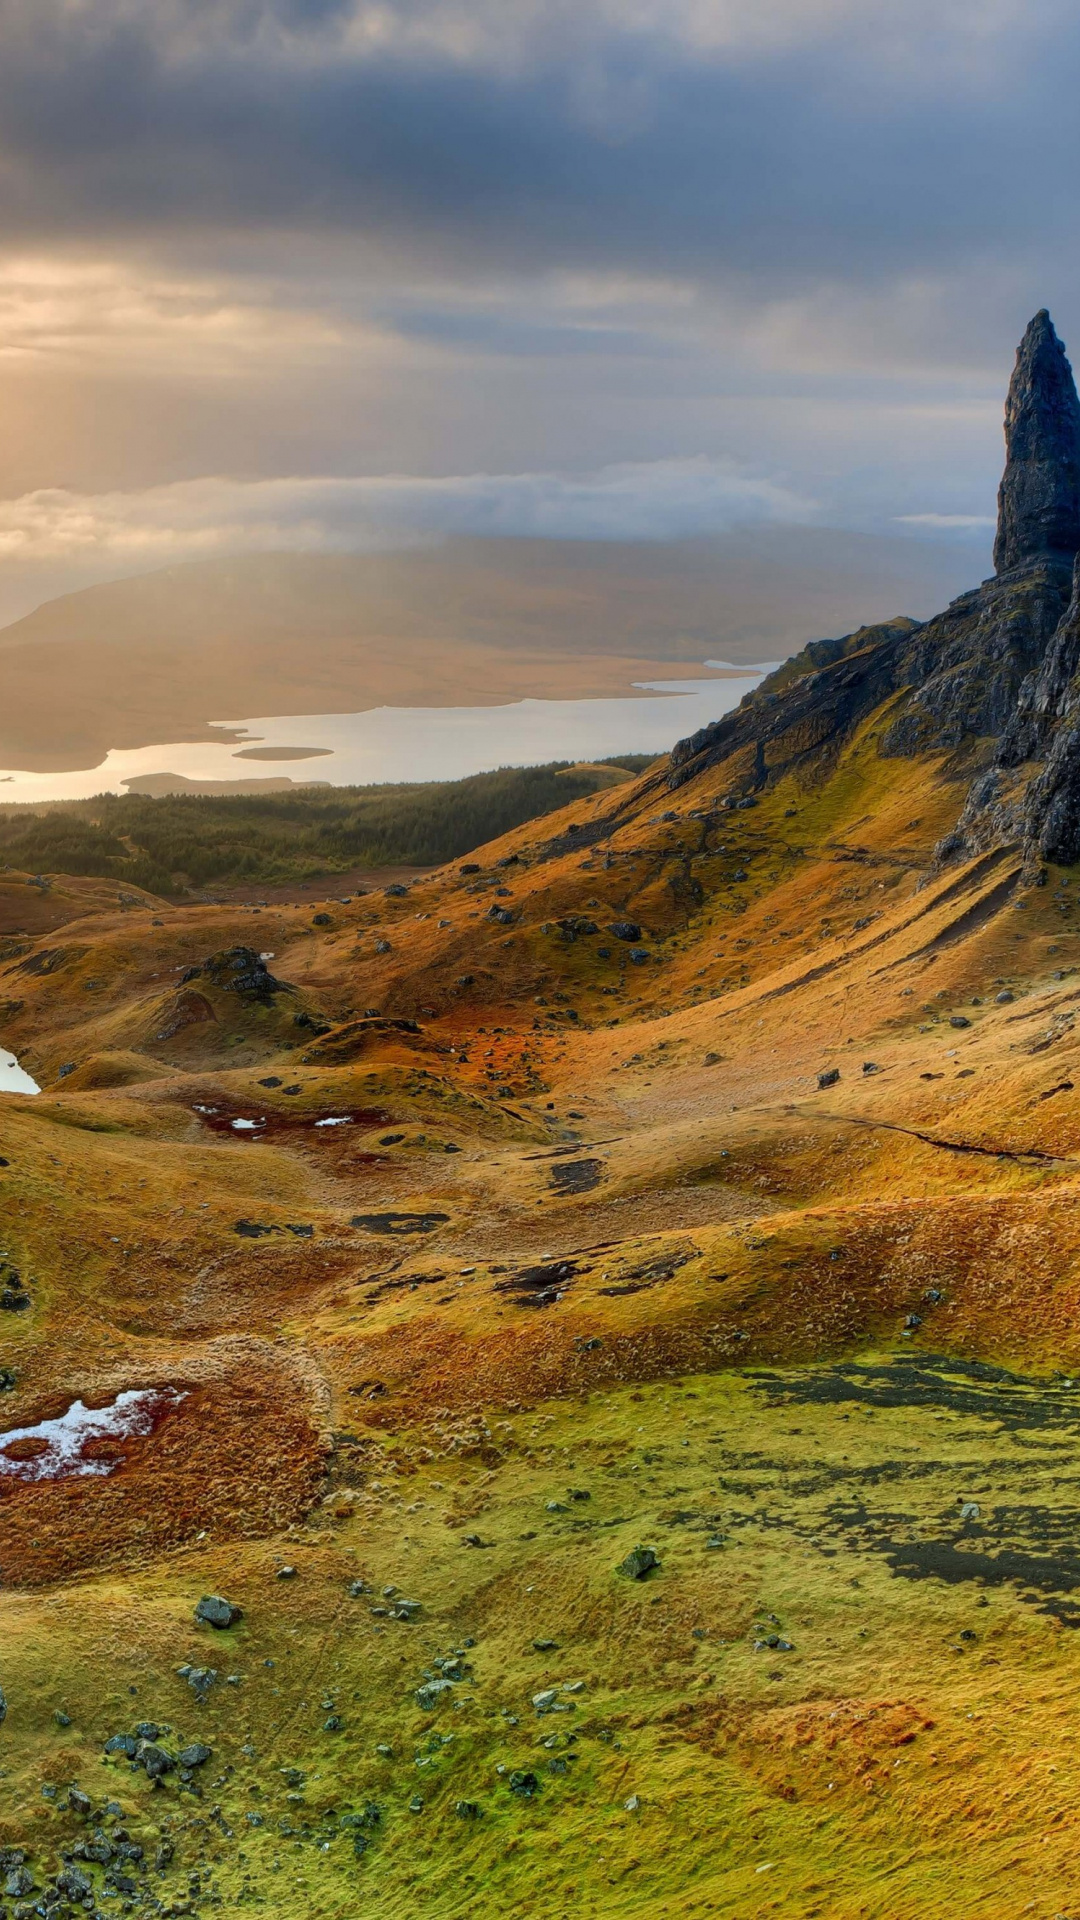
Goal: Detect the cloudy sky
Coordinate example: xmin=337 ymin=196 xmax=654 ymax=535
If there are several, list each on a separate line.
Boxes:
xmin=0 ymin=0 xmax=1076 ymax=609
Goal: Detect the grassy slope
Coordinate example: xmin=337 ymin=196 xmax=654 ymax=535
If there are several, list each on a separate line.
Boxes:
xmin=5 ymin=699 xmax=1080 ymax=1916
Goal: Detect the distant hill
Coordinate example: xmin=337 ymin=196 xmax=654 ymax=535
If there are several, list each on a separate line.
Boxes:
xmin=0 ymin=528 xmax=983 ymax=771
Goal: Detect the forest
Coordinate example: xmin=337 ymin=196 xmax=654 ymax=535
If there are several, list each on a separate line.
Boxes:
xmin=0 ymin=757 xmax=653 ymax=894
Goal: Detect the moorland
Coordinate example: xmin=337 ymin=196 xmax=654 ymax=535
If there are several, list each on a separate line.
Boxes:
xmin=4 ymin=315 xmax=1080 ymax=1920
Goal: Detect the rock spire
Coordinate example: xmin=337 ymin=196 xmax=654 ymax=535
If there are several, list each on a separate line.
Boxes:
xmin=994 ymin=310 xmax=1080 ymax=574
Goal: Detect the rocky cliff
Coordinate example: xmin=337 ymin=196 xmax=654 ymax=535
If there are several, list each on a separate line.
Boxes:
xmin=667 ymin=310 xmax=1080 ymax=873
xmin=994 ymin=309 xmax=1080 ymax=574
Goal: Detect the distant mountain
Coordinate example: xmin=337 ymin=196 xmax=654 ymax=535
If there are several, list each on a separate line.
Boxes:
xmin=0 ymin=527 xmax=982 ymax=772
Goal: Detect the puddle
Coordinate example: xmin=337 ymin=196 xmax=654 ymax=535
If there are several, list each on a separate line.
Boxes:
xmin=193 ymin=1103 xmax=390 ymax=1140
xmin=0 ymin=1388 xmax=184 ymax=1482
xmin=0 ymin=1050 xmax=39 ymax=1095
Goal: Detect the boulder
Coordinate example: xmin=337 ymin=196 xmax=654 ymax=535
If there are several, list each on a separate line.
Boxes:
xmin=194 ymin=1594 xmax=243 ymax=1629
xmin=617 ymin=1545 xmax=660 ymax=1581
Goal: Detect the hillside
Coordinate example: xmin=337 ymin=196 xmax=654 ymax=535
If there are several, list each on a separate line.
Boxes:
xmin=3 ymin=317 xmax=1080 ymax=1920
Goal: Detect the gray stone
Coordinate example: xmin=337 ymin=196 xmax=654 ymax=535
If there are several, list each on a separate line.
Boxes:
xmin=995 ymin=311 xmax=1080 ymax=574
xmin=55 ymin=1867 xmax=92 ymax=1901
xmin=414 ymin=1678 xmax=455 ymax=1711
xmin=617 ymin=1545 xmax=660 ymax=1581
xmin=508 ymin=1770 xmax=540 ymax=1797
xmin=194 ymin=1594 xmax=242 ymax=1629
xmin=177 ymin=1744 xmax=212 ymax=1768
xmin=817 ymin=1068 xmax=840 ymax=1089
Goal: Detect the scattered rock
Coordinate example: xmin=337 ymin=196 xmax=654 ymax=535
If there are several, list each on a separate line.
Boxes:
xmin=618 ymin=1546 xmax=660 ymax=1581
xmin=414 ymin=1679 xmax=455 ymax=1711
xmin=817 ymin=1067 xmax=840 ymax=1088
xmin=137 ymin=1741 xmax=176 ymax=1779
xmin=194 ymin=1594 xmax=243 ymax=1629
xmin=508 ymin=1770 xmax=540 ymax=1797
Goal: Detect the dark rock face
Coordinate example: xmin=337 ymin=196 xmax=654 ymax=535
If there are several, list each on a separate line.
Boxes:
xmin=878 ymin=560 xmax=1073 ymax=756
xmin=994 ymin=311 xmax=1080 ymax=575
xmin=1022 ymin=580 xmax=1080 ymax=860
xmin=999 ymin=551 xmax=1080 ymax=765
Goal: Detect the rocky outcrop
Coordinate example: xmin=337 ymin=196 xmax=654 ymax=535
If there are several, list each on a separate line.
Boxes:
xmin=193 ymin=948 xmax=290 ymax=996
xmin=1019 ymin=556 xmax=1080 ymax=861
xmin=667 ymin=311 xmax=1080 ymax=859
xmin=667 ymin=619 xmax=916 ymax=793
xmin=994 ymin=311 xmax=1080 ymax=574
xmin=998 ymin=551 xmax=1080 ymax=765
xmin=877 ymin=561 xmax=1073 ymax=757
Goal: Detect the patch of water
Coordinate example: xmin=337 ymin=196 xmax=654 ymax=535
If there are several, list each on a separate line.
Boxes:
xmin=0 ymin=1387 xmax=184 ymax=1482
xmin=0 ymin=1050 xmax=38 ymax=1095
xmin=0 ymin=664 xmax=771 ymax=801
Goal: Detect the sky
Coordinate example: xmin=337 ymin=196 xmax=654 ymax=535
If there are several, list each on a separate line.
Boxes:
xmin=1 ymin=0 xmax=1078 ymax=611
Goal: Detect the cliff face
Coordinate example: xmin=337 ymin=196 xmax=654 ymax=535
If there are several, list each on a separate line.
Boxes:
xmin=994 ymin=310 xmax=1080 ymax=574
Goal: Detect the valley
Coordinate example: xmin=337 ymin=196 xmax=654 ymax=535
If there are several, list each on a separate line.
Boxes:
xmin=4 ymin=314 xmax=1080 ymax=1920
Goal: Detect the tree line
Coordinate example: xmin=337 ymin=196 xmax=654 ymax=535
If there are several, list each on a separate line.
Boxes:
xmin=0 ymin=757 xmax=653 ymax=894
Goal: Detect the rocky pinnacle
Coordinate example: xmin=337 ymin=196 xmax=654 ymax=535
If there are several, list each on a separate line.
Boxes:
xmin=994 ymin=310 xmax=1080 ymax=574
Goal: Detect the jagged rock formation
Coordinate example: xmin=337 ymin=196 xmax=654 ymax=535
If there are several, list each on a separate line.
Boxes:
xmin=994 ymin=310 xmax=1080 ymax=574
xmin=668 ymin=310 xmax=1080 ymax=872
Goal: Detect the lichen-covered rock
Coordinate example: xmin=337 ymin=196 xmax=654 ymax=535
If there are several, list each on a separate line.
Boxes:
xmin=994 ymin=310 xmax=1080 ymax=574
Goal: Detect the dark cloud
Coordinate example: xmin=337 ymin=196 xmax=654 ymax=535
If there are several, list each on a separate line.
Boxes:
xmin=0 ymin=0 xmax=1076 ymax=327
xmin=0 ymin=0 xmax=1075 ymax=584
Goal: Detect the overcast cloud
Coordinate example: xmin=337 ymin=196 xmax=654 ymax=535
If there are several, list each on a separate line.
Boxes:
xmin=0 ymin=0 xmax=1074 ymax=601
